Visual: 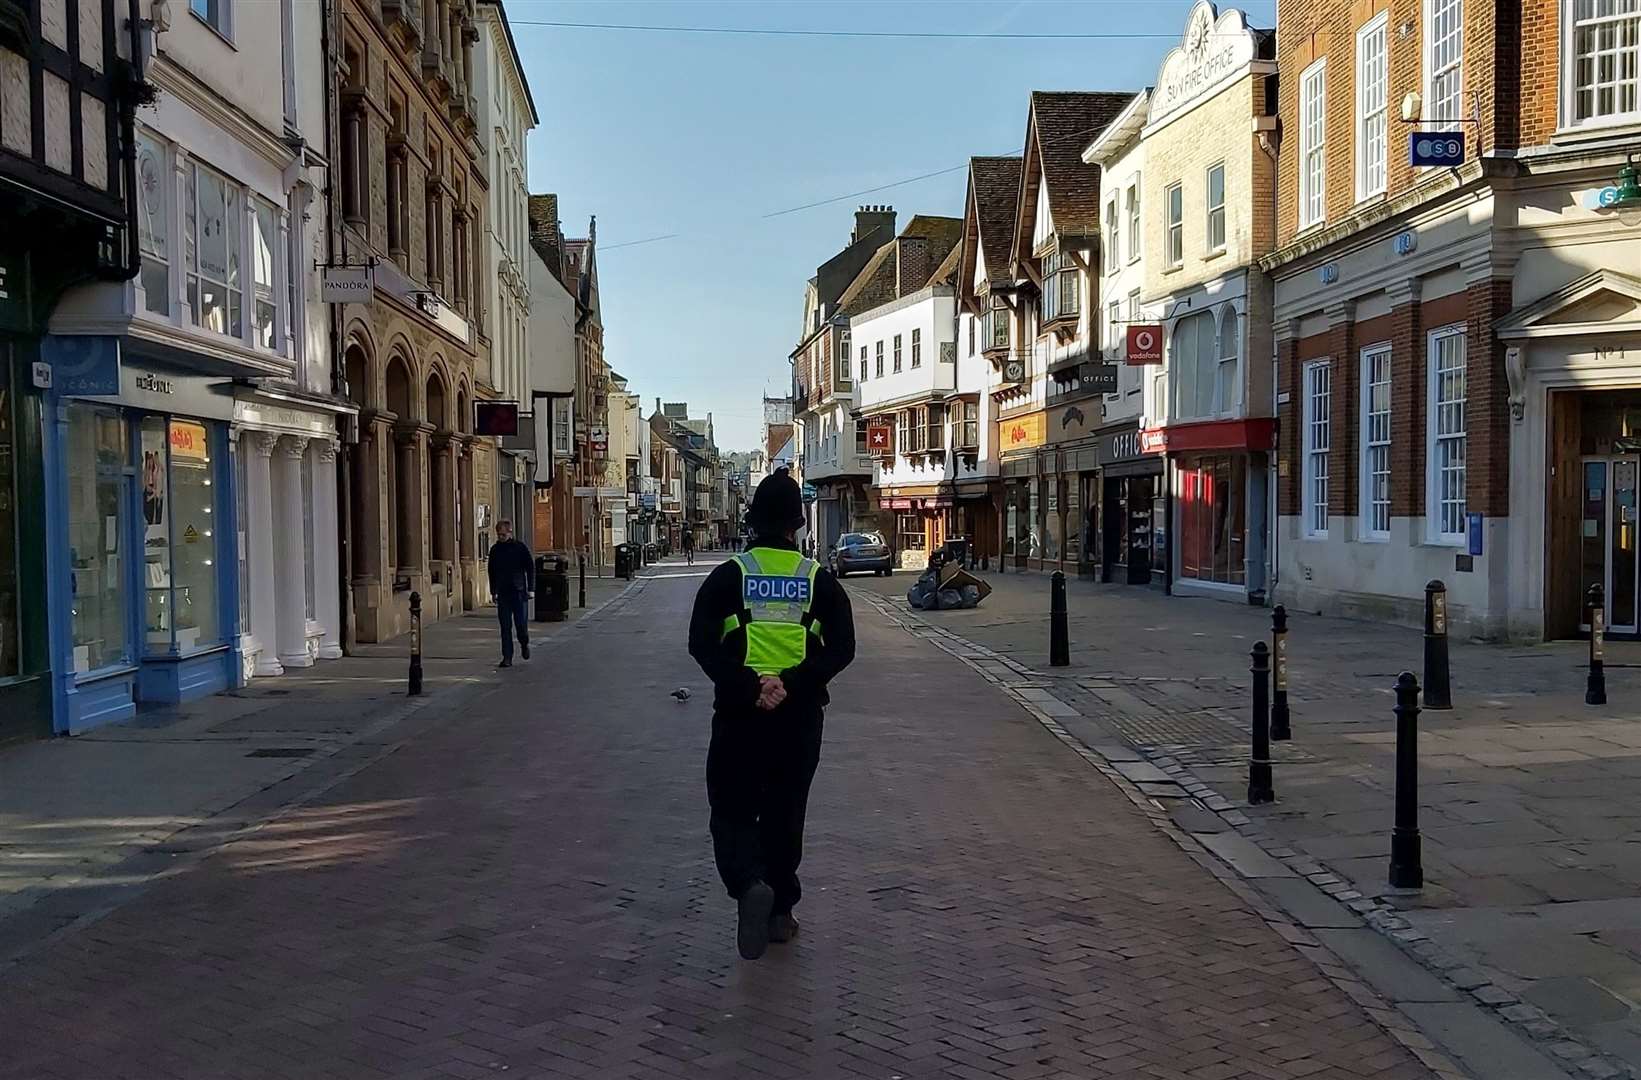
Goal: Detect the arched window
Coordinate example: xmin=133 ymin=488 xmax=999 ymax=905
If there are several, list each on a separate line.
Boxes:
xmin=426 ymin=372 xmax=448 ymax=433
xmin=1216 ymin=308 xmax=1239 ymax=415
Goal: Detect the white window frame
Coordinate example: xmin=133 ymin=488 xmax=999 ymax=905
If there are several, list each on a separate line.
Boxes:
xmin=1303 ymin=359 xmax=1332 ymax=538
xmin=1205 ymin=162 xmax=1226 ymax=253
xmin=1426 ymin=324 xmax=1468 ymax=544
xmin=1423 ymin=0 xmax=1465 ymax=131
xmin=135 ymin=127 xmax=173 ymax=319
xmin=1215 ymin=307 xmax=1239 ymax=415
xmin=1359 ymin=343 xmax=1393 ymax=541
xmin=911 ymin=327 xmax=922 ymax=368
xmin=1107 ymin=300 xmax=1121 ymax=358
xmin=1126 ymin=183 xmax=1140 ymax=264
xmin=1165 ymin=181 xmax=1184 ymax=268
xmin=1563 ymin=0 xmax=1641 ymax=130
xmin=1356 ymin=13 xmax=1389 ymax=201
xmin=190 ymin=0 xmax=232 ymax=39
xmin=1299 ymin=59 xmax=1328 ymax=229
xmin=1105 ymin=196 xmax=1120 ymax=270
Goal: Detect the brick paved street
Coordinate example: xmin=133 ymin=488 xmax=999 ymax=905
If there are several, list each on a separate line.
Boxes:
xmin=0 ymin=559 xmax=1441 ymax=1079
xmin=849 ymin=567 xmax=1641 ymax=1077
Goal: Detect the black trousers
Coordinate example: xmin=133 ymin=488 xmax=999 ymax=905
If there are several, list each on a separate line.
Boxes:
xmin=706 ymin=705 xmax=824 ymax=916
xmin=496 ymin=590 xmax=529 ymax=659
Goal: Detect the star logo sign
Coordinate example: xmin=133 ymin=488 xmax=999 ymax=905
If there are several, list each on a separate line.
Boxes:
xmin=869 ymin=428 xmax=888 ymax=449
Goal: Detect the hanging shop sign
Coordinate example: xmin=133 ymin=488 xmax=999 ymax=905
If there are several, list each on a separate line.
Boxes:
xmin=865 ymin=422 xmax=893 ymax=456
xmin=473 ymin=401 xmax=520 ymax=437
xmin=321 ymin=266 xmax=374 ymax=304
xmin=1126 ymin=324 xmax=1163 ymax=365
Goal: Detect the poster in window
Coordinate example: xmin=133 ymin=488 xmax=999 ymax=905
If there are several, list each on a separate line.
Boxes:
xmin=142 ymin=449 xmax=166 ymax=526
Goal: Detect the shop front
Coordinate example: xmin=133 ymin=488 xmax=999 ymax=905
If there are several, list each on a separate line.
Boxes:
xmin=1146 ymin=417 xmax=1274 ymax=604
xmin=879 ymin=487 xmax=950 ymax=570
xmin=998 ymin=409 xmax=1049 ymax=570
xmin=45 ymin=349 xmax=241 ymax=732
xmin=1093 ymin=423 xmax=1166 ymax=587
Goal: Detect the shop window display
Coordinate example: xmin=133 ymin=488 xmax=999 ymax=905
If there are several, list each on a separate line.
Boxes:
xmin=142 ymin=417 xmax=223 ymax=653
xmin=67 ymin=405 xmax=128 ymax=673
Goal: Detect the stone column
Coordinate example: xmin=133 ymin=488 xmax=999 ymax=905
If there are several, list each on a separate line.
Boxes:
xmin=244 ymin=431 xmax=284 ymax=676
xmin=314 ymin=440 xmax=344 ymax=659
xmin=272 ymin=435 xmax=313 ymax=668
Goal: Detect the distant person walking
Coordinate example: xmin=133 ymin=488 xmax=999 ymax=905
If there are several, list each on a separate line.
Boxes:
xmin=682 ymin=528 xmax=695 ymax=566
xmin=487 ymin=520 xmax=533 ymax=668
xmin=689 ymin=472 xmax=856 ymax=960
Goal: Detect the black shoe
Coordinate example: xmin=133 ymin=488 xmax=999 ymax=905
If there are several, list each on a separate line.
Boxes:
xmin=499 ymin=658 xmax=512 ymax=668
xmin=768 ymin=913 xmax=799 ymax=944
xmin=736 ymin=881 xmax=774 ymax=960
xmin=520 ymin=642 xmax=530 ymax=660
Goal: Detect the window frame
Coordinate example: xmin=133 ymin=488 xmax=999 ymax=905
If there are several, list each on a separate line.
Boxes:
xmin=837 ymin=331 xmax=852 ymax=385
xmin=135 ymin=127 xmax=173 ymax=318
xmin=185 ymin=158 xmax=245 ymax=342
xmin=911 ymin=327 xmax=922 ymax=369
xmin=1105 ymin=197 xmax=1120 ymax=271
xmin=1205 ymin=161 xmax=1226 ymax=254
xmin=1562 ymin=0 xmax=1641 ymax=130
xmin=1425 ymin=324 xmax=1468 ymax=545
xmin=1423 ymin=0 xmax=1466 ymax=132
xmin=190 ymin=0 xmax=233 ymax=40
xmin=875 ymin=340 xmax=884 ymax=379
xmin=1356 ymin=12 xmax=1390 ymax=201
xmin=1165 ymin=181 xmax=1184 ymax=268
xmin=1303 ymin=359 xmax=1332 ymax=539
xmin=1126 ymin=183 xmax=1141 ymax=265
xmin=1299 ymin=58 xmax=1328 ymax=229
xmin=859 ymin=344 xmax=867 ymax=383
xmin=893 ymin=333 xmax=903 ymax=374
xmin=1359 ymin=342 xmax=1393 ymax=542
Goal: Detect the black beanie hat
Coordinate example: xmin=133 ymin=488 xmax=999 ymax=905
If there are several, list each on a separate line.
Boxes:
xmin=747 ymin=473 xmax=805 ymax=535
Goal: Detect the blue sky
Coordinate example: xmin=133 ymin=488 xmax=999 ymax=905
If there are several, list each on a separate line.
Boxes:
xmin=516 ymin=0 xmax=1277 ymax=452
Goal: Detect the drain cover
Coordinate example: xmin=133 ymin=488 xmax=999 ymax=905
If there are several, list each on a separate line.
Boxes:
xmin=245 ymin=747 xmax=314 ymax=758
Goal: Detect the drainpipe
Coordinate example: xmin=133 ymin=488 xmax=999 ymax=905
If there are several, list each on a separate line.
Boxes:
xmin=320 ymin=0 xmax=353 ymax=652
xmin=1257 ymin=93 xmax=1281 ymax=604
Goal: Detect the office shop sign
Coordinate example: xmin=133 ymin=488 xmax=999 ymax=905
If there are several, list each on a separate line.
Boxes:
xmin=1147 ymin=2 xmax=1263 ymax=130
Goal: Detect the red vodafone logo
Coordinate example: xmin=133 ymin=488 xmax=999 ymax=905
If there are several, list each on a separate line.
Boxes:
xmin=1126 ymin=324 xmax=1163 ymax=366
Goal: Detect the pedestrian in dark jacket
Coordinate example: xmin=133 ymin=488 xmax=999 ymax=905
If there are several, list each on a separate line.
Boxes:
xmin=486 ymin=520 xmax=533 ymax=668
xmin=688 ymin=472 xmax=856 ymax=960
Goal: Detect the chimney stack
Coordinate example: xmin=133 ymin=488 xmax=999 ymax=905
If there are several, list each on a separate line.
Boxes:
xmin=896 ymin=236 xmax=932 ymax=298
xmin=852 ymin=204 xmax=896 ymax=246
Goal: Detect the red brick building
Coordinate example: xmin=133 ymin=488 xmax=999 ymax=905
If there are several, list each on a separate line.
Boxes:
xmin=1265 ymin=0 xmax=1641 ymax=640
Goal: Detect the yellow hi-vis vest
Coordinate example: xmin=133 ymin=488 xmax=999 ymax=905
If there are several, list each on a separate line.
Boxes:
xmin=721 ymin=547 xmax=824 ymax=676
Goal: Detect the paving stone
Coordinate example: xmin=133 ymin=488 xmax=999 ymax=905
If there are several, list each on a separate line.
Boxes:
xmin=1257 ymin=878 xmax=1366 ymax=930
xmin=1197 ymin=832 xmax=1299 ymax=880
xmin=1400 ymin=1003 xmax=1578 ymax=1080
xmin=1312 ymin=929 xmax=1460 ymax=1004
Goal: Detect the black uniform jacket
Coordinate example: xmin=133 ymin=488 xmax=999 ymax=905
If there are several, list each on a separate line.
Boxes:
xmin=687 ymin=537 xmax=857 ymax=713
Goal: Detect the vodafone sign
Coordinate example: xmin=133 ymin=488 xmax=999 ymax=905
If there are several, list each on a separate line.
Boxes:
xmin=1126 ymin=324 xmax=1164 ymax=366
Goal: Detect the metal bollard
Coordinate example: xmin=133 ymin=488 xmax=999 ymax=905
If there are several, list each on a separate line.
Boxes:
xmin=1050 ymin=571 xmax=1070 ymax=667
xmin=1271 ymin=604 xmax=1292 ymax=741
xmin=1587 ymin=583 xmax=1607 ymax=706
xmin=578 ymin=553 xmax=586 ymax=608
xmin=1389 ymin=671 xmax=1424 ymax=889
xmin=1248 ymin=641 xmax=1275 ymax=804
xmin=408 ymin=590 xmax=423 ymax=697
xmin=1423 ymin=580 xmax=1452 ymax=710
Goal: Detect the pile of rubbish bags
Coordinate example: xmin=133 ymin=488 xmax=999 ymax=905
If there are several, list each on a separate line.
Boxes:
xmin=906 ymin=553 xmax=992 ymax=611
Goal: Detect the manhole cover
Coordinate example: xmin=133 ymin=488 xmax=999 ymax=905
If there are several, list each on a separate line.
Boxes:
xmin=245 ymin=747 xmax=315 ymax=758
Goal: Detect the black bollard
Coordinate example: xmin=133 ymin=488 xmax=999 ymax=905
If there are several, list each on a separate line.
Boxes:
xmin=578 ymin=552 xmax=586 ymax=608
xmin=408 ymin=590 xmax=423 ymax=696
xmin=1050 ymin=571 xmax=1070 ymax=667
xmin=1271 ymin=604 xmax=1292 ymax=741
xmin=1587 ymin=583 xmax=1607 ymax=706
xmin=1389 ymin=671 xmax=1424 ymax=889
xmin=1248 ymin=641 xmax=1275 ymax=804
xmin=1423 ymin=580 xmax=1452 ymax=710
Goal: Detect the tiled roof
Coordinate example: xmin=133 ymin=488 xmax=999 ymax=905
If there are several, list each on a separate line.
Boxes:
xmin=970 ymin=156 xmax=1023 ymax=285
xmin=928 ymin=240 xmax=962 ymax=288
xmin=1023 ymin=91 xmax=1136 ymax=243
xmin=835 ymin=243 xmax=896 ymax=318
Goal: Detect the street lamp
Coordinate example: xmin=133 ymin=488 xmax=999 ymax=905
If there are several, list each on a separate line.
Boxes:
xmin=1614 ymin=158 xmax=1641 ymax=210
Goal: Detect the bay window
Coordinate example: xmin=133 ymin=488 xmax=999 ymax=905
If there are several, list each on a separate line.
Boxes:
xmin=959 ymin=400 xmax=979 ymax=449
xmin=1043 ymin=251 xmax=1080 ymax=324
xmin=186 ymin=162 xmax=243 ymax=339
xmin=1568 ymin=0 xmax=1641 ymax=127
xmin=983 ymin=295 xmax=1010 ymax=352
xmin=136 ymin=131 xmax=171 ymax=316
xmin=252 ymin=198 xmax=279 ymax=351
xmin=926 ymin=403 xmax=945 ymax=451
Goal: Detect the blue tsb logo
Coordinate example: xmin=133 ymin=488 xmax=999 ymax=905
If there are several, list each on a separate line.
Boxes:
xmin=744 ymin=575 xmax=811 ymax=603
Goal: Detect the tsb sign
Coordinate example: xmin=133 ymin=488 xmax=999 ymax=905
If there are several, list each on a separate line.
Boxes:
xmin=744 ymin=575 xmax=811 ymax=603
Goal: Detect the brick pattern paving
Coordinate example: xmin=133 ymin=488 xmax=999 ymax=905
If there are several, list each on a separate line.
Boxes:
xmin=0 ymin=564 xmax=1434 ymax=1079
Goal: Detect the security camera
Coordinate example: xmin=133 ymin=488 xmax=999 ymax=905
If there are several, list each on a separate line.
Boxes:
xmin=1401 ymin=92 xmax=1422 ymax=123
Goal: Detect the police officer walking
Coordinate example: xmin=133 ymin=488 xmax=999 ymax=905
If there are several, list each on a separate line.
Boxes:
xmin=688 ymin=472 xmax=856 ymax=960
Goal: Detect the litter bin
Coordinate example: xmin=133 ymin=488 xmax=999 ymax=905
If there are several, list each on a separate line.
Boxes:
xmin=534 ymin=553 xmax=570 ymax=622
xmin=614 ymin=542 xmax=635 ymax=580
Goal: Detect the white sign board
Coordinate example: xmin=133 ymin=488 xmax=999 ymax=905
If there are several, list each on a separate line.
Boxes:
xmin=1146 ymin=1 xmax=1263 ymax=131
xmin=321 ymin=266 xmax=374 ymax=304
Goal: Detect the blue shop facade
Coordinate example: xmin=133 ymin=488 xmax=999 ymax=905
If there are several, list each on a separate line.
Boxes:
xmin=43 ymin=338 xmax=243 ymax=733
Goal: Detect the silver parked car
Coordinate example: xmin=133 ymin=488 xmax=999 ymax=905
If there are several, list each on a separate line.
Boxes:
xmin=829 ymin=532 xmax=893 ymax=577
